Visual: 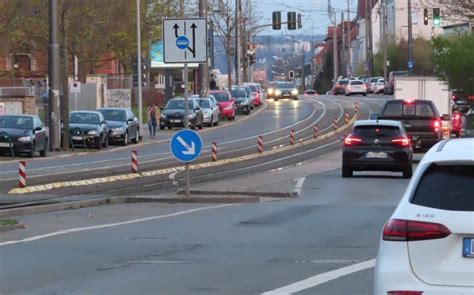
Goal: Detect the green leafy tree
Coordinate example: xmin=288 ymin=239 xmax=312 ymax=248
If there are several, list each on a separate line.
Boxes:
xmin=315 ymin=53 xmax=333 ymax=94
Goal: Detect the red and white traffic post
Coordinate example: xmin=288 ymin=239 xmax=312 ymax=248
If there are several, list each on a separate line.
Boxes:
xmin=18 ymin=160 xmax=26 ymax=188
xmin=345 ymin=112 xmax=350 ymax=124
xmin=211 ymin=142 xmax=217 ymax=161
xmin=257 ymin=136 xmax=264 ymax=153
xmin=290 ymin=129 xmax=295 ymax=145
xmin=131 ymin=150 xmax=138 ymax=173
xmin=354 ymin=102 xmax=359 ymax=113
xmin=333 ymin=117 xmax=338 ymax=131
xmin=313 ymin=125 xmax=318 ymax=139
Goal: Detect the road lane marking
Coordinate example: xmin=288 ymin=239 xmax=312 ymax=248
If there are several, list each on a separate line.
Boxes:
xmin=262 ymin=259 xmax=376 ymax=294
xmin=0 ymin=204 xmax=236 ymax=247
xmin=169 ymin=171 xmax=179 ymax=186
xmin=293 ymin=177 xmax=306 ymax=197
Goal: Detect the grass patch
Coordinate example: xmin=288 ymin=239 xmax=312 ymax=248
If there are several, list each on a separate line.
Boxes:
xmin=0 ymin=219 xmax=18 ymax=226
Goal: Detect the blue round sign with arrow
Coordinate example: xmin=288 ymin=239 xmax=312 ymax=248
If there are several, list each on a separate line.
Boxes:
xmin=170 ymin=129 xmax=202 ymax=162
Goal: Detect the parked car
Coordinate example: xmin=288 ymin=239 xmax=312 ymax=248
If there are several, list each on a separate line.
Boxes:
xmin=459 ymin=111 xmax=474 ymax=138
xmin=69 ymin=111 xmax=109 ymax=149
xmin=451 ymin=110 xmax=463 ymax=137
xmin=304 ymin=90 xmax=318 ymax=96
xmin=209 ymin=90 xmax=235 ymax=120
xmin=345 ymin=79 xmax=367 ymax=96
xmin=197 ymin=97 xmax=219 ymax=127
xmin=97 ymin=108 xmax=139 ymax=146
xmin=384 ymin=70 xmax=408 ymax=95
xmin=159 ymin=97 xmax=204 ymax=130
xmin=240 ymin=85 xmax=256 ymax=108
xmin=0 ymin=115 xmax=48 ymax=158
xmin=374 ymin=138 xmax=474 ymax=294
xmin=376 ymin=99 xmax=446 ymax=152
xmin=271 ymin=82 xmax=299 ymax=101
xmin=243 ymin=83 xmax=262 ymax=106
xmin=230 ymin=87 xmax=252 ymax=115
xmin=373 ymin=78 xmax=385 ymax=94
xmin=452 ymin=89 xmax=474 ymax=113
xmin=367 ymin=76 xmax=383 ymax=93
xmin=332 ymin=79 xmax=349 ymax=95
xmin=340 ymin=119 xmax=413 ymax=178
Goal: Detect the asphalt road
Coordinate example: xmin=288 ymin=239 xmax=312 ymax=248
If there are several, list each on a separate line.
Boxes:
xmin=0 ymin=153 xmax=408 ymax=295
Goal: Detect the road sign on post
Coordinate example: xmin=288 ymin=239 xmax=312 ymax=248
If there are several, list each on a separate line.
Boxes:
xmin=170 ymin=130 xmax=202 ymax=162
xmin=163 ymin=18 xmax=208 ymax=64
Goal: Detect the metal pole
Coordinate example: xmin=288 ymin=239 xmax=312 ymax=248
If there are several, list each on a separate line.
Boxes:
xmin=333 ymin=11 xmax=338 ymax=83
xmin=61 ymin=27 xmax=70 ymax=151
xmin=183 ymin=63 xmax=190 ymax=196
xmin=365 ymin=0 xmax=370 ymax=76
xmin=341 ymin=12 xmax=345 ymax=77
xmin=136 ymin=0 xmax=143 ymax=127
xmin=368 ymin=0 xmax=374 ymax=77
xmin=199 ymin=0 xmax=209 ymax=97
xmin=48 ymin=0 xmax=60 ymax=151
xmin=407 ymin=0 xmax=413 ymax=76
xmin=210 ymin=20 xmax=215 ymax=70
xmin=347 ymin=0 xmax=351 ymax=77
xmin=235 ymin=0 xmax=241 ymax=85
xmin=248 ymin=0 xmax=253 ymax=82
xmin=383 ymin=0 xmax=388 ymax=80
xmin=301 ymin=43 xmax=305 ymax=93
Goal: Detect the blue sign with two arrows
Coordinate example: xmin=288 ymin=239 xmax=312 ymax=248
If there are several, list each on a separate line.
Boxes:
xmin=170 ymin=129 xmax=202 ymax=162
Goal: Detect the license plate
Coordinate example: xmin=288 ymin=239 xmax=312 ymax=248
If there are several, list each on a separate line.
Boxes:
xmin=0 ymin=142 xmax=11 ymax=147
xmin=463 ymin=238 xmax=474 ymax=258
xmin=283 ymin=94 xmax=290 ymax=97
xmin=172 ymin=119 xmax=181 ymax=123
xmin=366 ymin=152 xmax=387 ymax=159
xmin=72 ymin=136 xmax=83 ymax=140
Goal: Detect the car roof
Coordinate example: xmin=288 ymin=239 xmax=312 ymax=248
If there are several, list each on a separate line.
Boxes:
xmin=353 ymin=119 xmax=403 ymax=128
xmin=349 ymin=79 xmax=364 ymax=83
xmin=97 ymin=108 xmax=127 ymax=111
xmin=71 ymin=110 xmax=101 ymax=114
xmin=0 ymin=114 xmax=36 ymax=117
xmin=421 ymin=138 xmax=474 ymax=164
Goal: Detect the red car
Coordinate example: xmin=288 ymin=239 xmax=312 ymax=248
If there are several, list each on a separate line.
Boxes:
xmin=244 ymin=83 xmax=261 ymax=106
xmin=451 ymin=111 xmax=463 ymax=137
xmin=209 ymin=90 xmax=235 ymax=120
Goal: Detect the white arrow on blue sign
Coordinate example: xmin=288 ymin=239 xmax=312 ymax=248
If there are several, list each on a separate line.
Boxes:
xmin=170 ymin=129 xmax=202 ymax=162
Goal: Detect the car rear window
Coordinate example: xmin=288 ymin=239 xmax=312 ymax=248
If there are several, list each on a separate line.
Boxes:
xmin=462 ymin=115 xmax=474 ymax=129
xmin=353 ymin=125 xmax=401 ymax=137
xmin=338 ymin=80 xmax=348 ymax=85
xmin=211 ymin=92 xmax=230 ymax=102
xmin=351 ymin=81 xmax=364 ymax=85
xmin=382 ymin=101 xmax=437 ymax=117
xmin=411 ymin=164 xmax=474 ymax=211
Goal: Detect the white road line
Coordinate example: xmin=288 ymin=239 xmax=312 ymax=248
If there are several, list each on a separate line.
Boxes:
xmin=0 ymin=204 xmax=236 ymax=247
xmin=169 ymin=171 xmax=179 ymax=186
xmin=293 ymin=177 xmax=306 ymax=197
xmin=262 ymin=259 xmax=376 ymax=295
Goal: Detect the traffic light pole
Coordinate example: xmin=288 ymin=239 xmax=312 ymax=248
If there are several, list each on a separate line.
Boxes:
xmin=48 ymin=0 xmax=61 ymax=152
xmin=407 ymin=0 xmax=414 ymax=76
xmin=136 ymin=0 xmax=143 ymax=126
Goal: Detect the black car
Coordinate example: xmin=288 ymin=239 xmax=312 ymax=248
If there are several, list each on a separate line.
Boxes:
xmin=230 ymin=88 xmax=251 ymax=115
xmin=159 ymin=98 xmax=204 ymax=130
xmin=452 ymin=89 xmax=474 ymax=113
xmin=69 ymin=111 xmax=108 ymax=149
xmin=0 ymin=115 xmax=48 ymax=158
xmin=460 ymin=112 xmax=474 ymax=138
xmin=341 ymin=120 xmax=413 ymax=178
xmin=377 ymin=99 xmax=445 ymax=152
xmin=272 ymin=82 xmax=299 ymax=101
xmin=98 ymin=108 xmax=140 ymax=146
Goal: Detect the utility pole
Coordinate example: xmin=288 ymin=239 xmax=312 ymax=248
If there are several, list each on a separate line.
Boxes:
xmin=235 ymin=0 xmax=241 ymax=85
xmin=407 ymin=0 xmax=414 ymax=76
xmin=199 ymin=0 xmax=209 ymax=97
xmin=333 ymin=11 xmax=338 ymax=83
xmin=368 ymin=0 xmax=374 ymax=76
xmin=301 ymin=43 xmax=305 ymax=93
xmin=248 ymin=0 xmax=253 ymax=82
xmin=48 ymin=0 xmax=60 ymax=151
xmin=347 ymin=0 xmax=351 ymax=77
xmin=382 ymin=0 xmax=388 ymax=80
xmin=61 ymin=28 xmax=69 ymax=151
xmin=341 ymin=12 xmax=345 ymax=77
xmin=365 ymin=0 xmax=369 ymax=76
xmin=136 ymin=0 xmax=143 ymax=127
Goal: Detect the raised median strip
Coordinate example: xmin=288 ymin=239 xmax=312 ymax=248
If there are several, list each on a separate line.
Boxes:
xmin=8 ymin=113 xmax=359 ymax=195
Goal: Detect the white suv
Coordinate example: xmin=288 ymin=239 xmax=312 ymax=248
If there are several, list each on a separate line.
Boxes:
xmin=374 ymin=138 xmax=474 ymax=295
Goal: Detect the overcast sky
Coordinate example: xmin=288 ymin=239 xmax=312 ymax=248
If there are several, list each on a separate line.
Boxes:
xmin=253 ymin=0 xmax=358 ymax=36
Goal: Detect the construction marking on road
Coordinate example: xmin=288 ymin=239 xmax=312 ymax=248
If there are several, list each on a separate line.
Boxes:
xmin=0 ymin=204 xmax=237 ymax=247
xmin=8 ymin=112 xmax=359 ymax=195
xmin=262 ymin=259 xmax=376 ymax=294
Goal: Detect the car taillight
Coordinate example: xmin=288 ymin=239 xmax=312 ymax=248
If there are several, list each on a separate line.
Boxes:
xmin=387 ymin=291 xmax=423 ymax=295
xmin=382 ymin=219 xmax=451 ymax=242
xmin=404 ymin=99 xmax=414 ymax=104
xmin=391 ymin=136 xmax=410 ymax=147
xmin=344 ymin=134 xmax=362 ymax=146
xmin=433 ymin=119 xmax=441 ymax=132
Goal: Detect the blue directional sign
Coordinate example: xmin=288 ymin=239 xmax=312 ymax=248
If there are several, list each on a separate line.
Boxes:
xmin=176 ymin=36 xmax=189 ymax=49
xmin=408 ymin=61 xmax=414 ymax=69
xmin=170 ymin=129 xmax=202 ymax=162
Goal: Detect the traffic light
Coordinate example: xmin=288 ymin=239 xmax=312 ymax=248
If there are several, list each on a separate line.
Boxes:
xmin=297 ymin=13 xmax=302 ymax=29
xmin=288 ymin=70 xmax=295 ymax=79
xmin=287 ymin=12 xmax=296 ymax=30
xmin=433 ymin=8 xmax=441 ymax=26
xmin=247 ymin=43 xmax=256 ymax=65
xmin=423 ymin=8 xmax=428 ymax=26
xmin=272 ymin=11 xmax=281 ymax=30
xmin=132 ymin=60 xmax=147 ymax=87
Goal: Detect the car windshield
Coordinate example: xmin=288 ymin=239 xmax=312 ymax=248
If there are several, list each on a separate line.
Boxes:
xmin=0 ymin=116 xmax=33 ymax=129
xmin=353 ymin=125 xmax=401 ymax=137
xmin=198 ymin=100 xmax=210 ymax=108
xmin=370 ymin=78 xmax=379 ymax=83
xmin=338 ymin=80 xmax=349 ymax=85
xmin=165 ymin=100 xmax=193 ymax=109
xmin=99 ymin=110 xmax=126 ymax=121
xmin=411 ymin=164 xmax=474 ymax=211
xmin=277 ymin=83 xmax=295 ymax=89
xmin=211 ymin=92 xmax=230 ymax=102
xmin=69 ymin=112 xmax=100 ymax=124
xmin=382 ymin=101 xmax=437 ymax=117
xmin=230 ymin=89 xmax=247 ymax=97
xmin=247 ymin=85 xmax=257 ymax=92
xmin=462 ymin=114 xmax=474 ymax=129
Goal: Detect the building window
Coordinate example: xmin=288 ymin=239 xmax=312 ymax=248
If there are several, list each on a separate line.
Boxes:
xmin=13 ymin=54 xmax=32 ymax=71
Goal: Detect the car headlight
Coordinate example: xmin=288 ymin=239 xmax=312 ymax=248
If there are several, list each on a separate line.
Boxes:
xmin=275 ymin=90 xmax=282 ymax=96
xmin=88 ymin=130 xmax=98 ymax=135
xmin=292 ymin=89 xmax=299 ymax=95
xmin=268 ymin=88 xmax=274 ymax=95
xmin=112 ymin=127 xmax=125 ymax=135
xmin=160 ymin=114 xmax=166 ymax=118
xmin=18 ymin=136 xmax=32 ymax=142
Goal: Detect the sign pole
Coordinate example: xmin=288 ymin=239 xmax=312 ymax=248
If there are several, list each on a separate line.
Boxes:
xmin=74 ymin=92 xmax=77 ymax=111
xmin=184 ymin=62 xmax=190 ymax=196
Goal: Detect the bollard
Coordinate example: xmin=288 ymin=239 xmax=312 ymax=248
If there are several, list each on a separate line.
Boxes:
xmin=257 ymin=136 xmax=264 ymax=153
xmin=333 ymin=117 xmax=338 ymax=131
xmin=211 ymin=142 xmax=217 ymax=161
xmin=18 ymin=160 xmax=26 ymax=188
xmin=354 ymin=102 xmax=359 ymax=113
xmin=345 ymin=112 xmax=350 ymax=124
xmin=313 ymin=125 xmax=318 ymax=139
xmin=290 ymin=129 xmax=295 ymax=145
xmin=131 ymin=150 xmax=138 ymax=173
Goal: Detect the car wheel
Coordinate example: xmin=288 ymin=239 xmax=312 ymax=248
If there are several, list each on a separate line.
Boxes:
xmin=95 ymin=136 xmax=102 ymax=150
xmin=245 ymin=108 xmax=250 ymax=115
xmin=122 ymin=131 xmax=129 ymax=146
xmin=159 ymin=125 xmax=165 ymax=130
xmin=214 ymin=119 xmax=219 ymax=126
xmin=403 ymin=165 xmax=413 ymax=179
xmin=363 ymin=93 xmax=367 ymax=96
xmin=28 ymin=142 xmax=35 ymax=158
xmin=342 ymin=165 xmax=353 ymax=178
xmin=132 ymin=129 xmax=139 ymax=144
xmin=293 ymin=97 xmax=298 ymax=100
xmin=345 ymin=93 xmax=350 ymax=96
xmin=40 ymin=140 xmax=48 ymax=157
xmin=198 ymin=119 xmax=203 ymax=129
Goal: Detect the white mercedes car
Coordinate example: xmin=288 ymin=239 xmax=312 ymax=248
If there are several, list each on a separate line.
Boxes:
xmin=374 ymin=138 xmax=474 ymax=295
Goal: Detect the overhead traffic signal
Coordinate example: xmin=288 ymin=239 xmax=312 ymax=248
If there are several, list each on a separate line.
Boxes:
xmin=287 ymin=12 xmax=296 ymax=30
xmin=272 ymin=11 xmax=281 ymax=30
xmin=433 ymin=8 xmax=441 ymax=26
xmin=423 ymin=8 xmax=428 ymax=26
xmin=297 ymin=13 xmax=302 ymax=29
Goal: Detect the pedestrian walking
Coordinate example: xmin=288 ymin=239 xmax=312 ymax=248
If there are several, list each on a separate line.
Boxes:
xmin=147 ymin=103 xmax=159 ymax=137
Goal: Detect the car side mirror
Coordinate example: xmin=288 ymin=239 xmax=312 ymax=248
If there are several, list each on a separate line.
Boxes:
xmin=101 ymin=120 xmax=107 ymax=125
xmin=441 ymin=114 xmax=450 ymax=121
xmin=35 ymin=126 xmax=42 ymax=131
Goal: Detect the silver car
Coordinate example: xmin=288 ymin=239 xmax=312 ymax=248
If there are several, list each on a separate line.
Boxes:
xmin=197 ymin=97 xmax=220 ymax=127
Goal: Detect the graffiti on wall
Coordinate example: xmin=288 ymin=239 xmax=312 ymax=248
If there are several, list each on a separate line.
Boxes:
xmin=106 ymin=89 xmax=131 ymax=109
